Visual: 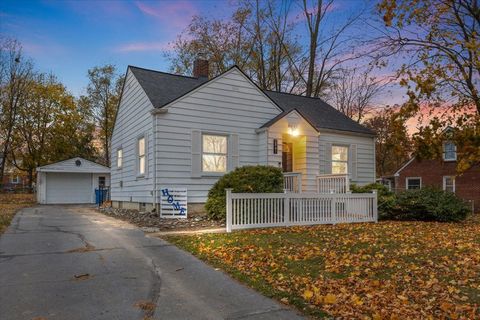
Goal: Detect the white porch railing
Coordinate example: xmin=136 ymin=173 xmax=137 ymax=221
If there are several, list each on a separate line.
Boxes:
xmin=225 ymin=189 xmax=377 ymax=232
xmin=283 ymin=172 xmax=302 ymax=193
xmin=317 ymin=174 xmax=350 ymax=193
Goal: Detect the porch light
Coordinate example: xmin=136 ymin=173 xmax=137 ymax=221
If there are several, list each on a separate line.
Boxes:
xmin=288 ymin=124 xmax=299 ymax=136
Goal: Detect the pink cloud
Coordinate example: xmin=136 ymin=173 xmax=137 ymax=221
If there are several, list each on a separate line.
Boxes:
xmin=135 ymin=1 xmax=197 ymax=28
xmin=115 ymin=41 xmax=174 ymax=53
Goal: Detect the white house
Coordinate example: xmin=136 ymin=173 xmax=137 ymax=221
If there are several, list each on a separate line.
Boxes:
xmin=37 ymin=157 xmax=110 ymax=204
xmin=110 ymin=60 xmax=376 ymax=214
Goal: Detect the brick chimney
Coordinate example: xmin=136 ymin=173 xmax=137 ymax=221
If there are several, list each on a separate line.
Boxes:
xmin=193 ymin=58 xmax=209 ymax=78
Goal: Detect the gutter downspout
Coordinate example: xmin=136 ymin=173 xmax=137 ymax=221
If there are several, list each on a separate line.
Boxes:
xmin=151 ymin=111 xmax=157 ymax=212
xmin=150 ymin=108 xmax=167 ymax=213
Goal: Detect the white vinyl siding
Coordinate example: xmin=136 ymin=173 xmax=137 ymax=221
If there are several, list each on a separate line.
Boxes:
xmin=110 ymin=69 xmax=154 ymax=204
xmin=319 ymin=132 xmax=374 ymax=185
xmin=154 ymin=68 xmax=282 ymax=203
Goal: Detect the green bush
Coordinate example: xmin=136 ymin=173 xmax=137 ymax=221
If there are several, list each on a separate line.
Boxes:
xmin=205 ymin=165 xmax=284 ymax=220
xmin=388 ymin=187 xmax=470 ymax=222
xmin=351 ymin=183 xmax=396 ymax=220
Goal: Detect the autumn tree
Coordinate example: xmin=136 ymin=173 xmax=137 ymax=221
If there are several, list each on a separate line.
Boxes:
xmin=377 ymin=0 xmax=480 ymax=114
xmin=10 ymin=74 xmax=96 ymax=186
xmin=364 ymin=108 xmax=412 ymax=176
xmin=0 ymin=37 xmax=33 ymax=186
xmin=327 ymin=67 xmax=386 ymax=122
xmin=168 ymin=0 xmax=366 ymax=96
xmin=374 ymin=0 xmax=480 ymax=171
xmin=168 ymin=0 xmax=302 ymax=92
xmin=300 ymin=0 xmax=365 ymax=97
xmin=83 ymin=65 xmax=124 ymax=166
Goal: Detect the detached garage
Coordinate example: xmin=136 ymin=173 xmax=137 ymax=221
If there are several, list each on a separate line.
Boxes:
xmin=37 ymin=157 xmax=110 ymax=204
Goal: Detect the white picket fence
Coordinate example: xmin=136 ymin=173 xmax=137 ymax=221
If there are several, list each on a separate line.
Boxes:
xmin=225 ymin=189 xmax=377 ymax=232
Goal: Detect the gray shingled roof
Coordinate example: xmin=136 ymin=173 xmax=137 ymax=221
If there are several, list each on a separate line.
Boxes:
xmin=263 ymin=91 xmax=374 ymax=135
xmin=129 ymin=66 xmax=208 ymax=108
xmin=129 ymin=65 xmax=374 ymax=135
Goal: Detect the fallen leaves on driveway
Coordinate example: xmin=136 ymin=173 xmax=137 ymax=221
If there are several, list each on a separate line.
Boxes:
xmin=166 ymin=216 xmax=480 ymax=319
xmin=67 ymin=243 xmax=96 ymax=253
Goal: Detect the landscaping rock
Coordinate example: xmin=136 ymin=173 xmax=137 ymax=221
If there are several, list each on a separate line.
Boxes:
xmin=97 ymin=206 xmax=224 ymax=232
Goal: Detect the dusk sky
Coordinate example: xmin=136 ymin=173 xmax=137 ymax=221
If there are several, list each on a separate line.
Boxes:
xmin=1 ymin=0 xmax=406 ymax=105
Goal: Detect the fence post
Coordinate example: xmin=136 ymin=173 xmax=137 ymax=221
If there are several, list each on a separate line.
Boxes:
xmin=226 ymin=188 xmax=233 ymax=232
xmin=372 ymin=190 xmax=378 ymax=223
xmin=331 ymin=191 xmax=336 ymax=224
xmin=284 ymin=192 xmax=290 ymax=226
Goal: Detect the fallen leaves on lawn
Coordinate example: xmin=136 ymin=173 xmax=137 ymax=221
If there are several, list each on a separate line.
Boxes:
xmin=167 ymin=216 xmax=480 ymax=319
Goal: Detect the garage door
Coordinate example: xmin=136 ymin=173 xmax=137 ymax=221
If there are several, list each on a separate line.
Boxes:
xmin=46 ymin=172 xmax=92 ymax=204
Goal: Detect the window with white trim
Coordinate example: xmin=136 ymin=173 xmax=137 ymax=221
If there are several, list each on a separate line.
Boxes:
xmin=443 ymin=176 xmax=455 ymax=193
xmin=10 ymin=176 xmax=19 ymax=184
xmin=443 ymin=141 xmax=456 ymax=161
xmin=331 ymin=145 xmax=348 ymax=174
xmin=406 ymin=177 xmax=421 ymax=190
xmin=138 ymin=137 xmax=145 ymax=175
xmin=117 ymin=148 xmax=123 ymax=168
xmin=202 ymin=134 xmax=227 ymax=173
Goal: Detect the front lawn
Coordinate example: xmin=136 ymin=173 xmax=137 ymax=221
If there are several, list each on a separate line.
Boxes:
xmin=165 ymin=217 xmax=480 ymax=319
xmin=0 ymin=193 xmax=35 ymax=233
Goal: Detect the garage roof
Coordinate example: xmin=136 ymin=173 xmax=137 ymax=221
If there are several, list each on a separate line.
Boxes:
xmin=36 ymin=157 xmax=110 ymax=173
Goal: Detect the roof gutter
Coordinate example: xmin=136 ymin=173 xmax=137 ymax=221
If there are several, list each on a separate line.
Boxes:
xmin=318 ymin=127 xmax=376 ymax=138
xmin=150 ymin=108 xmax=168 ymax=115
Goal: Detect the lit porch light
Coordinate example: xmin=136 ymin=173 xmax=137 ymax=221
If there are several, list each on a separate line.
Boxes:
xmin=288 ymin=124 xmax=299 ymax=136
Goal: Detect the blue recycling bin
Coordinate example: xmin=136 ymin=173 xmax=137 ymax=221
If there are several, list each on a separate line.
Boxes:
xmin=95 ymin=188 xmax=108 ymax=205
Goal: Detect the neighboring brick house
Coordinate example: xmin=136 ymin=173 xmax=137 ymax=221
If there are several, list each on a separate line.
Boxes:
xmin=392 ymin=140 xmax=480 ymax=212
xmin=0 ymin=153 xmax=31 ymax=192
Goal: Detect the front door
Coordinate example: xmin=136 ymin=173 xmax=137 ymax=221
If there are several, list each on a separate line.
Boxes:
xmin=282 ymin=142 xmax=293 ymax=172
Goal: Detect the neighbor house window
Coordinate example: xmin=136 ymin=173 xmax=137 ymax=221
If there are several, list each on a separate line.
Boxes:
xmin=117 ymin=148 xmax=123 ymax=168
xmin=138 ymin=137 xmax=145 ymax=175
xmin=331 ymin=145 xmax=348 ymax=174
xmin=202 ymin=134 xmax=227 ymax=172
xmin=443 ymin=141 xmax=456 ymax=161
xmin=443 ymin=176 xmax=455 ymax=193
xmin=10 ymin=176 xmax=19 ymax=184
xmin=406 ymin=177 xmax=421 ymax=190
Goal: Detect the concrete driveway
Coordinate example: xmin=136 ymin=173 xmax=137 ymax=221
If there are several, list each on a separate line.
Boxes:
xmin=0 ymin=205 xmax=304 ymax=320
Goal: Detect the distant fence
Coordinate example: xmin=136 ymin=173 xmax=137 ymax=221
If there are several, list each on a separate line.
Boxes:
xmin=225 ymin=189 xmax=377 ymax=232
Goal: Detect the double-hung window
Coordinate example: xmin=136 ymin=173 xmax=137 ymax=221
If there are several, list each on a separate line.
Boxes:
xmin=443 ymin=141 xmax=456 ymax=161
xmin=443 ymin=176 xmax=455 ymax=193
xmin=138 ymin=137 xmax=145 ymax=176
xmin=117 ymin=148 xmax=123 ymax=169
xmin=331 ymin=145 xmax=349 ymax=174
xmin=202 ymin=134 xmax=227 ymax=173
xmin=406 ymin=177 xmax=421 ymax=190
